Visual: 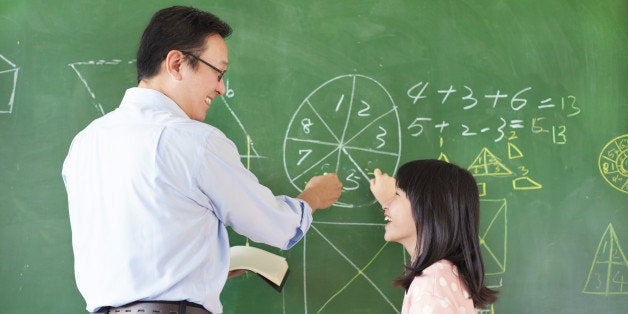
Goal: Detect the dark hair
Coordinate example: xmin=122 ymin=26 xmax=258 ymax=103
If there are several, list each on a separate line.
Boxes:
xmin=136 ymin=6 xmax=232 ymax=82
xmin=393 ymin=159 xmax=498 ymax=308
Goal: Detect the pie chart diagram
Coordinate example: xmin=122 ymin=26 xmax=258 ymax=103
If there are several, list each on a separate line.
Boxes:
xmin=283 ymin=74 xmax=401 ymax=208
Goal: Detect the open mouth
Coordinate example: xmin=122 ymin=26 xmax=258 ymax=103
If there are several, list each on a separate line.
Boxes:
xmin=204 ymin=97 xmax=212 ymax=106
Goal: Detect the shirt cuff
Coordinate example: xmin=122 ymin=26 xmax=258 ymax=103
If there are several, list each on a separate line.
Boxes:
xmin=286 ymin=199 xmax=313 ymax=249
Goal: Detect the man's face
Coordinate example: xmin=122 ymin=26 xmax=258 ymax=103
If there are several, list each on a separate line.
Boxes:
xmin=178 ymin=34 xmax=228 ymax=121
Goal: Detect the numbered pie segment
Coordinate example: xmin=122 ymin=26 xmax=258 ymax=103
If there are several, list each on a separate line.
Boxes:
xmin=284 ymin=75 xmax=401 ymax=208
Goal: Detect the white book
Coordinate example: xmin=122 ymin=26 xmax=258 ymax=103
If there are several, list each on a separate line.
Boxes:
xmin=229 ymin=246 xmax=289 ymax=289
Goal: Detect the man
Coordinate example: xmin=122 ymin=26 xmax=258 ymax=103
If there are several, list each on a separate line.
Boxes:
xmin=62 ymin=6 xmax=342 ymax=314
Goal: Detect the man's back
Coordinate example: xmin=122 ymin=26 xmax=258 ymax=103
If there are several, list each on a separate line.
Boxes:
xmin=63 ymin=88 xmax=232 ymax=311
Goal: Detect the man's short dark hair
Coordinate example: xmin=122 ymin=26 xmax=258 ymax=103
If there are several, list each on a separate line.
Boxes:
xmin=136 ymin=6 xmax=232 ymax=82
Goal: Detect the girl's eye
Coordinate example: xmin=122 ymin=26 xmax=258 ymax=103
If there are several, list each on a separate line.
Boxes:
xmin=394 ymin=192 xmax=400 ymax=196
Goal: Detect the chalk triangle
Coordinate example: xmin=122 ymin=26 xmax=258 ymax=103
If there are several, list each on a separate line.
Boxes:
xmin=583 ymin=224 xmax=628 ymax=295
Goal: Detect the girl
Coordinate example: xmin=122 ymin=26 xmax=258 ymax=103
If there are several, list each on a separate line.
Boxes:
xmin=370 ymin=159 xmax=498 ymax=313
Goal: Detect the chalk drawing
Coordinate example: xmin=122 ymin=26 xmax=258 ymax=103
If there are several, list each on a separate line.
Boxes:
xmin=297 ymin=210 xmax=505 ymax=313
xmin=303 ymin=222 xmax=400 ymax=313
xmin=0 ymin=54 xmax=19 ymax=114
xmin=476 ymin=304 xmax=495 ymax=314
xmin=479 ymin=199 xmax=508 ymax=285
xmin=469 ymin=148 xmax=513 ymax=177
xmin=283 ymin=74 xmax=401 ymax=208
xmin=583 ymin=223 xmax=628 ymax=295
xmin=68 ymin=59 xmax=261 ymax=159
xmin=466 ymin=135 xmax=542 ymax=194
xmin=437 ymin=136 xmax=450 ymax=162
xmin=598 ymin=134 xmax=628 ymax=194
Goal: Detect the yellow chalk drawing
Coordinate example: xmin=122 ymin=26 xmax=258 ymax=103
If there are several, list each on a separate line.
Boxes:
xmin=512 ymin=176 xmax=542 ymax=190
xmin=438 ymin=137 xmax=450 ymax=162
xmin=476 ymin=304 xmax=495 ymax=314
xmin=468 ymin=148 xmax=513 ymax=176
xmin=583 ymin=223 xmax=628 ymax=295
xmin=478 ymin=182 xmax=487 ymax=197
xmin=598 ymin=134 xmax=628 ymax=194
xmin=507 ymin=142 xmax=523 ymax=159
xmin=479 ymin=199 xmax=507 ymax=276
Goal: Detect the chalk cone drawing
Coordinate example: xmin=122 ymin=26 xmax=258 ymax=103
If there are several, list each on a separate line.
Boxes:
xmin=583 ymin=223 xmax=628 ymax=295
xmin=283 ymin=74 xmax=401 ymax=208
xmin=598 ymin=134 xmax=628 ymax=194
xmin=69 ymin=59 xmax=260 ymax=158
xmin=0 ymin=54 xmax=19 ymax=114
xmin=468 ymin=148 xmax=513 ymax=177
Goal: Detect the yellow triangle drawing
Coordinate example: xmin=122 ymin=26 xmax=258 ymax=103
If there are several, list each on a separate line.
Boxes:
xmin=468 ymin=148 xmax=513 ymax=177
xmin=582 ymin=223 xmax=628 ymax=295
xmin=512 ymin=176 xmax=542 ymax=190
xmin=438 ymin=152 xmax=449 ymax=162
xmin=508 ymin=142 xmax=524 ymax=159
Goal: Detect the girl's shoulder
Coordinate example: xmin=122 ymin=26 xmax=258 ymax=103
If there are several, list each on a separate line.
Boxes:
xmin=403 ymin=260 xmax=474 ymax=313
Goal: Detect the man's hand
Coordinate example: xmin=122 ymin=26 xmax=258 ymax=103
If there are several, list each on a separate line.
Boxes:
xmin=298 ymin=173 xmax=342 ymax=213
xmin=369 ymin=168 xmax=396 ymax=207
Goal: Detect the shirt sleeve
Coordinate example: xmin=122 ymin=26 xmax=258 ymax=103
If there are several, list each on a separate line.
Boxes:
xmin=195 ymin=130 xmax=313 ymax=250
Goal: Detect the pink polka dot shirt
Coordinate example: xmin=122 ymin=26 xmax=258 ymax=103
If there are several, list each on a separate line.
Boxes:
xmin=401 ymin=260 xmax=475 ymax=313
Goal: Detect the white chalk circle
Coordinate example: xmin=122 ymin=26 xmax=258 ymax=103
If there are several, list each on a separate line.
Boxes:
xmin=283 ymin=74 xmax=401 ymax=208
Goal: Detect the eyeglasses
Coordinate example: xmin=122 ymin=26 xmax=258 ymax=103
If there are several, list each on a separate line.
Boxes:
xmin=181 ymin=51 xmax=226 ymax=81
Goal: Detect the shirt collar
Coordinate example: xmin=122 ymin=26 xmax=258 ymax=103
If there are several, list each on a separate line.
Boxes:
xmin=120 ymin=87 xmax=190 ymax=119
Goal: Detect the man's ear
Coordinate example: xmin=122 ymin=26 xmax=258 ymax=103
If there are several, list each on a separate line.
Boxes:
xmin=164 ymin=50 xmax=185 ymax=81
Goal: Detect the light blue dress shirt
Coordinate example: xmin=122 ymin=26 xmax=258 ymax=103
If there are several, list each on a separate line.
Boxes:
xmin=62 ymin=88 xmax=312 ymax=313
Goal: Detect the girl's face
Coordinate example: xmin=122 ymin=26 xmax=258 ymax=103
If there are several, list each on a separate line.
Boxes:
xmin=383 ymin=187 xmax=418 ymax=259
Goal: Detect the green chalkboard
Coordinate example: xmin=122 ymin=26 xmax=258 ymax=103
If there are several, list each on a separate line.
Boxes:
xmin=1 ymin=1 xmax=627 ymax=313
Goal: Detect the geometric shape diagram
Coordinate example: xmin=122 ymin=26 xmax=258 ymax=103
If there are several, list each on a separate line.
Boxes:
xmin=303 ymin=223 xmax=401 ymax=313
xmin=0 ymin=54 xmax=19 ymax=114
xmin=68 ymin=59 xmax=136 ymax=115
xmin=284 ymin=74 xmax=401 ymax=208
xmin=512 ymin=176 xmax=542 ymax=190
xmin=206 ymin=93 xmax=262 ymax=159
xmin=583 ymin=223 xmax=628 ymax=295
xmin=508 ymin=142 xmax=524 ymax=159
xmin=468 ymin=148 xmax=513 ymax=177
xmin=479 ymin=199 xmax=507 ymax=276
xmin=598 ymin=134 xmax=628 ymax=194
xmin=69 ymin=60 xmax=260 ymax=159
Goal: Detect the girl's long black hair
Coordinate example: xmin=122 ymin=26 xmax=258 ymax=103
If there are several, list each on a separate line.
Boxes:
xmin=393 ymin=159 xmax=498 ymax=308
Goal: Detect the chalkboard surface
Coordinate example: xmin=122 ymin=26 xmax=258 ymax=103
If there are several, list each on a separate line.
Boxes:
xmin=1 ymin=1 xmax=627 ymax=313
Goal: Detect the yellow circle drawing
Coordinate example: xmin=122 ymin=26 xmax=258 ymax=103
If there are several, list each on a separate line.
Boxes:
xmin=598 ymin=134 xmax=628 ymax=194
